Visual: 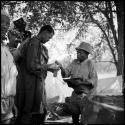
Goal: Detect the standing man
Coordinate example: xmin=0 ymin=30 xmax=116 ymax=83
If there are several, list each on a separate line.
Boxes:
xmin=57 ymin=42 xmax=98 ymax=124
xmin=15 ymin=25 xmax=59 ymax=124
xmin=1 ymin=9 xmax=18 ymax=124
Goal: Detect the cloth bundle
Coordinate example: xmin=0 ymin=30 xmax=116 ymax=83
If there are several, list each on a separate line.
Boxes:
xmin=63 ymin=78 xmax=94 ymax=94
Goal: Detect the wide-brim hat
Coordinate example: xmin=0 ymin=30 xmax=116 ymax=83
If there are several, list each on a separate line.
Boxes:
xmin=76 ymin=42 xmax=92 ymax=54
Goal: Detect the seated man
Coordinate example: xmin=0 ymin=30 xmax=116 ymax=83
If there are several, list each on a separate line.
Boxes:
xmin=57 ymin=42 xmax=98 ymax=124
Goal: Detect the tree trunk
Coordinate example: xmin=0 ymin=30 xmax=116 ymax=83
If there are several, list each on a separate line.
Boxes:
xmin=115 ymin=1 xmax=124 ymax=76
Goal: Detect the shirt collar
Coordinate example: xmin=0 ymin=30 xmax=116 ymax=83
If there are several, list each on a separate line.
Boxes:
xmin=75 ymin=58 xmax=88 ymax=64
xmin=36 ymin=36 xmax=45 ymax=45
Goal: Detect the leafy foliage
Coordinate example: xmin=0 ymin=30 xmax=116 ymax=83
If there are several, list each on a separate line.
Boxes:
xmin=1 ymin=1 xmax=124 ymax=75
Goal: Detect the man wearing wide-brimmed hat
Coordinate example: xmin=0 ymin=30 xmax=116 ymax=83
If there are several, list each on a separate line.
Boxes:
xmin=56 ymin=42 xmax=98 ymax=124
xmin=76 ymin=41 xmax=92 ymax=53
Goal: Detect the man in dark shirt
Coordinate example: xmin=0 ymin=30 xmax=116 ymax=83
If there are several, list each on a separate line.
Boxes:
xmin=15 ymin=25 xmax=59 ymax=124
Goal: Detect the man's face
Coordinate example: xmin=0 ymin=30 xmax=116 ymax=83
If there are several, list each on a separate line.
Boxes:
xmin=1 ymin=15 xmax=10 ymax=40
xmin=40 ymin=30 xmax=54 ymax=43
xmin=77 ymin=49 xmax=89 ymax=61
xmin=8 ymin=31 xmax=21 ymax=48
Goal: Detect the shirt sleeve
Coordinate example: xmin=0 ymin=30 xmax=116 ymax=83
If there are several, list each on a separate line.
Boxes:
xmin=1 ymin=46 xmax=6 ymax=77
xmin=26 ymin=39 xmax=46 ymax=78
xmin=63 ymin=62 xmax=73 ymax=78
xmin=1 ymin=45 xmax=18 ymax=97
xmin=12 ymin=49 xmax=21 ymax=61
xmin=87 ymin=60 xmax=98 ymax=94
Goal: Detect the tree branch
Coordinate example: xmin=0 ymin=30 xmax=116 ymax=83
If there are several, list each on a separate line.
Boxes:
xmin=107 ymin=2 xmax=118 ymax=48
xmin=86 ymin=4 xmax=118 ymax=67
xmin=91 ymin=2 xmax=118 ymax=49
xmin=96 ymin=61 xmax=115 ymax=64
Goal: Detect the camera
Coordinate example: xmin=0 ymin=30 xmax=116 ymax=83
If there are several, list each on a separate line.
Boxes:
xmin=13 ymin=17 xmax=31 ymax=41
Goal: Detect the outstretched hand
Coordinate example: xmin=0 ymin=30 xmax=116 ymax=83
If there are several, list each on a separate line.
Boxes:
xmin=48 ymin=63 xmax=60 ymax=73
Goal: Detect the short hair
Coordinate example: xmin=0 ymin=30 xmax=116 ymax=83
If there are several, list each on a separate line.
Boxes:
xmin=38 ymin=25 xmax=54 ymax=35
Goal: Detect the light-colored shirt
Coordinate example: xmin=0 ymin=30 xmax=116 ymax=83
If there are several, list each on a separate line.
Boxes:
xmin=1 ymin=44 xmax=18 ymax=98
xmin=1 ymin=43 xmax=18 ymax=120
xmin=64 ymin=59 xmax=98 ymax=95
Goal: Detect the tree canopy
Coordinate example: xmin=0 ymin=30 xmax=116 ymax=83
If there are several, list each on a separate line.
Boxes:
xmin=1 ymin=1 xmax=124 ymax=76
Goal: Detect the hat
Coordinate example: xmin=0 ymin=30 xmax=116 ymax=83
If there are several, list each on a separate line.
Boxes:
xmin=76 ymin=42 xmax=92 ymax=54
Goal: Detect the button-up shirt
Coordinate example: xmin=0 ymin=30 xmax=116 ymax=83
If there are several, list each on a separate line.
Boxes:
xmin=64 ymin=59 xmax=98 ymax=96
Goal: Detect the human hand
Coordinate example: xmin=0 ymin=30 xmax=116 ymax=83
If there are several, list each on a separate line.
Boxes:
xmin=83 ymin=79 xmax=92 ymax=85
xmin=55 ymin=60 xmax=63 ymax=68
xmin=48 ymin=63 xmax=60 ymax=73
xmin=70 ymin=78 xmax=92 ymax=86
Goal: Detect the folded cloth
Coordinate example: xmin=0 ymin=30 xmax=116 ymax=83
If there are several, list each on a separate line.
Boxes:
xmin=63 ymin=78 xmax=93 ymax=89
xmin=74 ymin=85 xmax=92 ymax=94
xmin=63 ymin=78 xmax=81 ymax=87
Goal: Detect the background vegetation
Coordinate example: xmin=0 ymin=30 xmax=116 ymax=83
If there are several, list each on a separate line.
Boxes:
xmin=1 ymin=1 xmax=124 ymax=77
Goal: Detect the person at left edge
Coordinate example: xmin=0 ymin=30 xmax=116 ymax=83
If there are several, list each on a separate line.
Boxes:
xmin=1 ymin=9 xmax=18 ymax=124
